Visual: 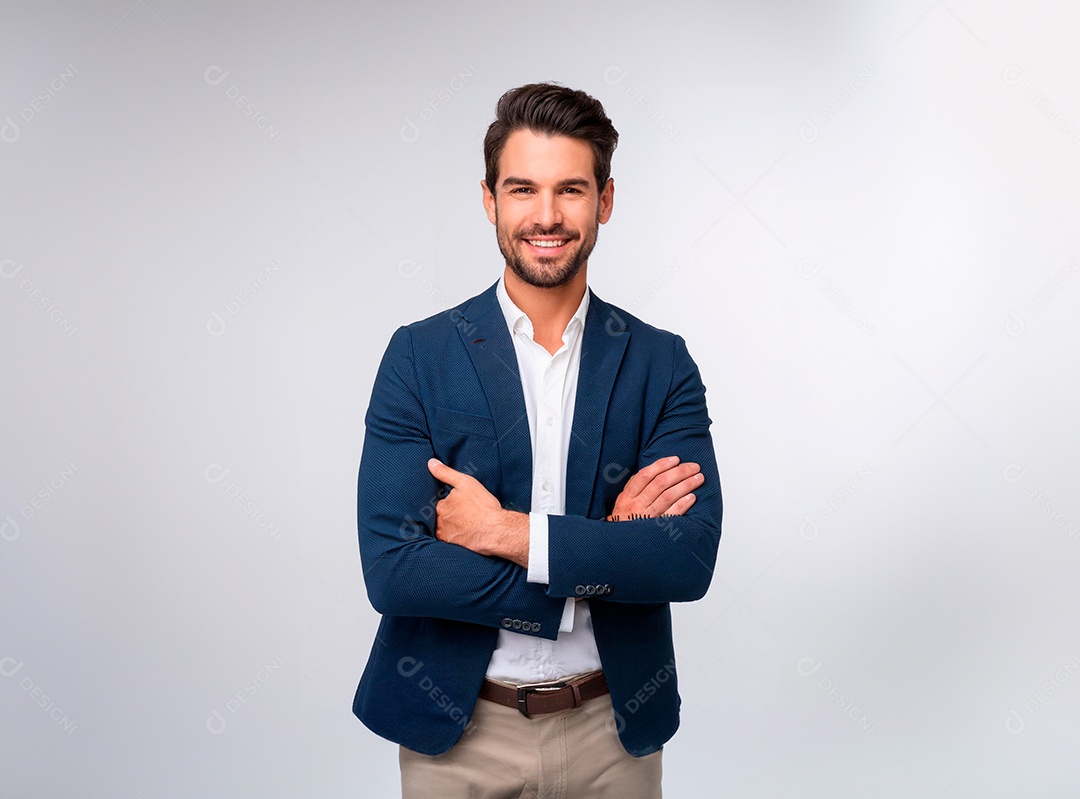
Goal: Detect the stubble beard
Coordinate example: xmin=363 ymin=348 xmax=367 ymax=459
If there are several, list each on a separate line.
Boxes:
xmin=495 ymin=209 xmax=600 ymax=289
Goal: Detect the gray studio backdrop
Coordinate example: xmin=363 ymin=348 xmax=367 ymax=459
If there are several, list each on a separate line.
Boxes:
xmin=2 ymin=1 xmax=1079 ymax=797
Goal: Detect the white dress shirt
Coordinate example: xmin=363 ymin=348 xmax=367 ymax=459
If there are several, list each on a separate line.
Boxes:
xmin=484 ymin=278 xmax=604 ymax=684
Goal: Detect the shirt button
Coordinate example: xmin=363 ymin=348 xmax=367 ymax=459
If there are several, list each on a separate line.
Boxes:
xmin=542 ymin=481 xmax=551 ymax=492
xmin=546 ymin=417 xmax=554 ymax=426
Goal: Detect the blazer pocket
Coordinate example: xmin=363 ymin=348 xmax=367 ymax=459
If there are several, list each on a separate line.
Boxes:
xmin=433 ymin=406 xmax=497 ymax=440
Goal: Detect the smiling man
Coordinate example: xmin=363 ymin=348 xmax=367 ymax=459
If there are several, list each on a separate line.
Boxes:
xmin=354 ymin=83 xmax=723 ymax=798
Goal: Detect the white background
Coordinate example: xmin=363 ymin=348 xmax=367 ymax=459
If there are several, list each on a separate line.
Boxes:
xmin=2 ymin=1 xmax=1079 ymax=796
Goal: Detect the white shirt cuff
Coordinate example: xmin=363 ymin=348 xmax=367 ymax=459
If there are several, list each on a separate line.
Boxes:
xmin=559 ymin=598 xmax=576 ymax=632
xmin=526 ymin=514 xmax=575 ymax=631
xmin=526 ymin=512 xmax=549 ymax=584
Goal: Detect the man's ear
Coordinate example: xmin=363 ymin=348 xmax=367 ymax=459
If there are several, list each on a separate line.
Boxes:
xmin=598 ymin=178 xmax=615 ymax=225
xmin=481 ymin=180 xmax=497 ymax=224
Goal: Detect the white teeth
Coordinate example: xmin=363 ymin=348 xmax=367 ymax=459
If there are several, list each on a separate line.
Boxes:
xmin=528 ymin=240 xmax=567 ymax=248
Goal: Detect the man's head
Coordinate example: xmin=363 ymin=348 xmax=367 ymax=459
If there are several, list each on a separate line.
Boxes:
xmin=482 ymin=83 xmax=619 ymax=290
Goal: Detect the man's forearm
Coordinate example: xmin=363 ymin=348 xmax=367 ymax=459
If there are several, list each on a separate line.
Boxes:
xmin=451 ymin=507 xmax=530 ymax=568
xmin=545 ymin=510 xmax=721 ymax=604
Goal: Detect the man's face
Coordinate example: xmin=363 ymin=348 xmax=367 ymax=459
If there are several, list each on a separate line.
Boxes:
xmin=483 ymin=129 xmax=614 ymax=289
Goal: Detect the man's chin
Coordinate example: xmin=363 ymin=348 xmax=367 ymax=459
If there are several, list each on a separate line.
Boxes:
xmin=507 ymin=259 xmax=583 ymax=289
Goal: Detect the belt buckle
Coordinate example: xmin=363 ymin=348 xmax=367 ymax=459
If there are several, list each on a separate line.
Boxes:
xmin=515 ymin=679 xmax=567 ymax=719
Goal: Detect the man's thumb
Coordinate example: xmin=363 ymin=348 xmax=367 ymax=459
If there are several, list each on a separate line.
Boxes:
xmin=428 ymin=457 xmax=455 ymax=484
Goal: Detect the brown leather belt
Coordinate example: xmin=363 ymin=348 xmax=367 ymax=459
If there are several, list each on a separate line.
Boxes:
xmin=479 ymin=671 xmax=609 ymax=718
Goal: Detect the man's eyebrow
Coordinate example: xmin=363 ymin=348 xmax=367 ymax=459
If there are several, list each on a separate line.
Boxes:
xmin=500 ymin=177 xmax=593 ymax=189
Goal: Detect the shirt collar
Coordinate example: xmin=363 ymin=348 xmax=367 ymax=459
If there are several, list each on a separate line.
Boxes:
xmin=496 ymin=276 xmax=590 ymax=344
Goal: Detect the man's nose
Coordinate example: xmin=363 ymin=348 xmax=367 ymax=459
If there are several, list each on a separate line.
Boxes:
xmin=533 ymin=191 xmax=562 ymax=229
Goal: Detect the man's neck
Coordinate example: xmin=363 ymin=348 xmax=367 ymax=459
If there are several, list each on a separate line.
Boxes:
xmin=502 ymin=267 xmax=588 ymax=355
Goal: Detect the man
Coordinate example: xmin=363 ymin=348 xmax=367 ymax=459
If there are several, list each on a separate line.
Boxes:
xmin=354 ymin=83 xmax=722 ymax=797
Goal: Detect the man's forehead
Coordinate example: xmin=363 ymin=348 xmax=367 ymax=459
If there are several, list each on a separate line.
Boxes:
xmin=497 ymin=129 xmax=596 ymax=186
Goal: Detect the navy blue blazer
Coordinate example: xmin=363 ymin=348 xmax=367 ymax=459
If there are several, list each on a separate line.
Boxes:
xmin=353 ymin=282 xmax=722 ymax=757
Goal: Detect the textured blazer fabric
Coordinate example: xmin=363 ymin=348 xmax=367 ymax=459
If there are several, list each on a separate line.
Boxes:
xmin=354 ymin=282 xmax=722 ymax=757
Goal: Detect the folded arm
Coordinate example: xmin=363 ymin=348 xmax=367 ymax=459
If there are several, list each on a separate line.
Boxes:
xmin=426 ymin=454 xmax=704 ymax=565
xmin=422 ymin=334 xmax=722 ymax=606
xmin=545 ymin=334 xmax=723 ymax=604
xmin=357 ymin=327 xmax=566 ymax=639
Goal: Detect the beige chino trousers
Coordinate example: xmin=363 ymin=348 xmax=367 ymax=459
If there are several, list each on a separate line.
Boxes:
xmin=400 ymin=693 xmax=662 ymax=798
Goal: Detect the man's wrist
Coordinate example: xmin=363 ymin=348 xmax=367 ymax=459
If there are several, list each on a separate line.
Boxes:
xmin=491 ymin=510 xmax=529 ymax=568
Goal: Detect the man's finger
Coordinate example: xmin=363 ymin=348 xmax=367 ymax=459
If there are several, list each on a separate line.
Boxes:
xmin=427 ymin=457 xmax=469 ymax=488
xmin=650 ymin=472 xmax=704 ymax=515
xmin=636 ymin=461 xmax=701 ymax=507
xmin=666 ymin=493 xmax=696 ymax=515
xmin=622 ymin=456 xmax=680 ymax=497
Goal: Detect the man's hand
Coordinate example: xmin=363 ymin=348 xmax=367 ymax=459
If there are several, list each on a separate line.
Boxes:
xmin=608 ymin=456 xmax=703 ymax=521
xmin=427 ymin=458 xmax=529 ymax=568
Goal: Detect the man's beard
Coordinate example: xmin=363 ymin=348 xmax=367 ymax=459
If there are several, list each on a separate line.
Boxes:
xmin=495 ymin=212 xmax=599 ymax=289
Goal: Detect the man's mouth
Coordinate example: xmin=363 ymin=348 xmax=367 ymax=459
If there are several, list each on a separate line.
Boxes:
xmin=524 ymin=238 xmax=569 ymax=249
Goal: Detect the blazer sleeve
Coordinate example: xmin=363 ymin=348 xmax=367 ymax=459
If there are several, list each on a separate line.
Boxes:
xmin=357 ymin=326 xmax=566 ymax=639
xmin=545 ymin=334 xmax=722 ymax=604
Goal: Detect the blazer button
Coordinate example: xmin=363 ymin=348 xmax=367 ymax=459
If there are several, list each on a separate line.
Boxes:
xmin=584 ymin=585 xmax=596 ymax=596
xmin=575 ymin=585 xmax=586 ymax=596
xmin=530 ymin=622 xmax=541 ymax=632
xmin=602 ymin=584 xmax=612 ymax=595
xmin=501 ymin=618 xmax=513 ymax=629
xmin=511 ymin=619 xmax=522 ymax=630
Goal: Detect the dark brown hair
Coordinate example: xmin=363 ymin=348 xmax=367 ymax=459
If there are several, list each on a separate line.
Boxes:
xmin=483 ymin=83 xmax=619 ymax=195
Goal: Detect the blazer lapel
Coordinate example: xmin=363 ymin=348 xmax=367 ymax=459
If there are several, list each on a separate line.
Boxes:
xmin=566 ymin=294 xmax=630 ymax=517
xmin=456 ymin=284 xmax=534 ymax=513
